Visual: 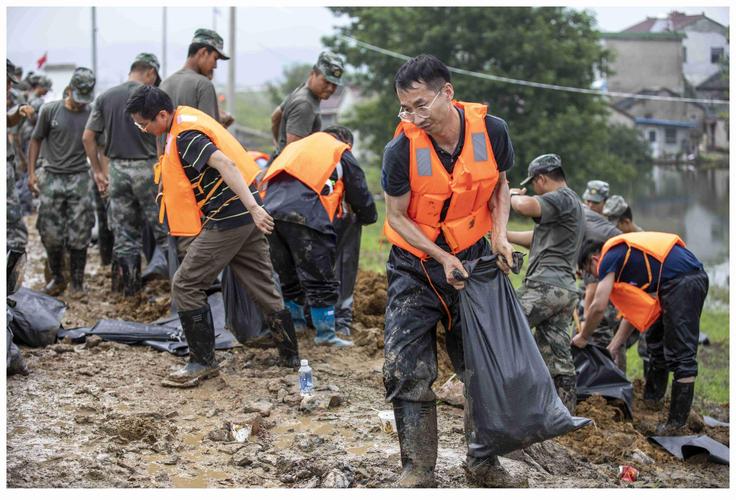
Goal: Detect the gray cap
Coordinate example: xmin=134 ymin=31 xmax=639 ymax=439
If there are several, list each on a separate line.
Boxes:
xmin=69 ymin=67 xmax=96 ymax=104
xmin=520 ymin=153 xmax=562 ymax=186
xmin=133 ymin=52 xmax=161 ymax=85
xmin=603 ymin=195 xmax=629 ymax=221
xmin=582 ymin=180 xmax=610 ymax=203
xmin=7 ymin=59 xmax=19 ymax=84
xmin=192 ymin=28 xmax=229 ymax=60
xmin=315 ymin=51 xmax=345 ymax=85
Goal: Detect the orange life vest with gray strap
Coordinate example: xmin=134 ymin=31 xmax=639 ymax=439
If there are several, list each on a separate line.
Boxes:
xmin=153 ymin=106 xmax=261 ymax=237
xmin=260 ymin=132 xmax=350 ymax=222
xmin=384 ymin=101 xmax=499 ymax=260
xmin=598 ymin=232 xmax=686 ymax=332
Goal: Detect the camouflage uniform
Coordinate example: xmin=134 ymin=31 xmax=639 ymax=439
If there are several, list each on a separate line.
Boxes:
xmin=6 ymin=140 xmax=28 ymax=253
xmin=36 ymin=170 xmax=94 ymax=250
xmin=517 ymin=280 xmax=578 ymax=378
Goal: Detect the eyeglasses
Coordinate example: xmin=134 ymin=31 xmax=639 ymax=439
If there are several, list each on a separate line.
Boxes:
xmin=133 ymin=119 xmax=151 ymax=133
xmin=397 ymin=89 xmax=443 ymax=122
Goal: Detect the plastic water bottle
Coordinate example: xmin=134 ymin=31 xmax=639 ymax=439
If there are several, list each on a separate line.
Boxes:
xmin=299 ymin=359 xmax=314 ymax=396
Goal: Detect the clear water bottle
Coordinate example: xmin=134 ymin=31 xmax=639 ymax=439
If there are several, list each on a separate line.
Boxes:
xmin=298 ymin=359 xmax=314 ymax=396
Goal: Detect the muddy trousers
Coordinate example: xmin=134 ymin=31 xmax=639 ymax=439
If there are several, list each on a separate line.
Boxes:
xmin=333 ymin=214 xmax=362 ymax=331
xmin=645 ymin=269 xmax=708 ymax=381
xmin=6 ymin=160 xmax=28 ymax=253
xmin=171 ymin=223 xmax=284 ymax=315
xmin=267 ymin=220 xmax=339 ymax=309
xmin=36 ymin=170 xmax=94 ymax=252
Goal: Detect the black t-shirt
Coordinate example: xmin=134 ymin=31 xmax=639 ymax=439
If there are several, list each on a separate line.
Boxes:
xmin=176 ymin=130 xmax=255 ymax=230
xmin=263 ymin=149 xmax=378 ymax=235
xmin=381 ymin=108 xmax=514 ymax=197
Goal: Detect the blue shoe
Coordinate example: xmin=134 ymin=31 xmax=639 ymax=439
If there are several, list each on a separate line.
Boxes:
xmin=311 ymin=306 xmax=353 ymax=348
xmin=285 ymin=299 xmax=307 ymax=334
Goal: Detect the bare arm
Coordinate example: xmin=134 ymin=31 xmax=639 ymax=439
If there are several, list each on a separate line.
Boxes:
xmin=270 ymin=106 xmax=282 ymax=144
xmin=607 ymin=318 xmax=635 ymax=364
xmin=285 ymin=132 xmax=305 ymax=146
xmin=6 ymin=104 xmax=33 ymax=127
xmin=385 ymin=190 xmax=468 ymax=289
xmin=572 ymin=272 xmax=615 ymax=347
xmin=582 ymin=282 xmax=597 ymax=329
xmin=207 ymin=150 xmax=274 ymax=235
xmin=82 ymin=129 xmax=108 ymax=194
xmin=27 ymin=137 xmax=42 ymax=196
xmin=509 ymin=189 xmax=542 ymax=218
xmin=490 ymin=172 xmax=514 ymax=273
xmin=507 ymin=230 xmax=533 ymax=249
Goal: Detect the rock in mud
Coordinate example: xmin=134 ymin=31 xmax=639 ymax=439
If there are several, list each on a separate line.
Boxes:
xmin=85 ymin=335 xmax=103 ymax=348
xmin=51 ymin=344 xmax=75 ymax=354
xmin=244 ymin=401 xmax=273 ymax=417
xmin=231 ymin=443 xmax=263 ymax=466
xmin=321 ymin=467 xmax=354 ymax=488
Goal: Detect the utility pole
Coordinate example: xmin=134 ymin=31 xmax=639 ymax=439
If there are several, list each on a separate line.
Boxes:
xmin=91 ymin=7 xmax=98 ymax=76
xmin=162 ymin=7 xmax=167 ymax=78
xmin=227 ymin=7 xmax=236 ymax=115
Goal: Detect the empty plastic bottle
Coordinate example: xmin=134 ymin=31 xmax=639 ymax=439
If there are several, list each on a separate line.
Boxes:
xmin=299 ymin=359 xmax=314 ymax=396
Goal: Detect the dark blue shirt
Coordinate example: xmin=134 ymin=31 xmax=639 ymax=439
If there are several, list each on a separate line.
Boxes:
xmin=598 ymin=242 xmax=703 ymax=292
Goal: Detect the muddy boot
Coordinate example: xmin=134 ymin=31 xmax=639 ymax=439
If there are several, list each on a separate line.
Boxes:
xmin=464 ymin=455 xmax=528 ymax=488
xmin=643 ymin=366 xmax=668 ymax=411
xmin=121 ymin=254 xmax=142 ymax=297
xmin=266 ymin=308 xmax=300 ymax=369
xmin=311 ymin=305 xmax=353 ymax=347
xmin=7 ymin=249 xmax=26 ymax=296
xmin=68 ymin=247 xmax=88 ymax=298
xmin=43 ymin=247 xmax=67 ymax=296
xmin=393 ymin=400 xmax=438 ymax=488
xmin=111 ymin=257 xmax=124 ymax=294
xmin=285 ymin=299 xmax=307 ymax=334
xmin=655 ymin=381 xmax=695 ymax=435
xmin=553 ymin=374 xmax=577 ymax=414
xmin=98 ymin=225 xmax=114 ymax=266
xmin=165 ymin=305 xmax=220 ymax=387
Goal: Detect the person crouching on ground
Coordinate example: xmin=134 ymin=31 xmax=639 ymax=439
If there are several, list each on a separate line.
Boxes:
xmin=125 ymin=85 xmax=300 ymax=387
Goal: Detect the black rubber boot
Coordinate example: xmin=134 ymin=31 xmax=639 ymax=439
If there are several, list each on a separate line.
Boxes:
xmin=554 ymin=374 xmax=577 ymax=414
xmin=43 ymin=247 xmax=67 ymax=296
xmin=266 ymin=308 xmax=300 ymax=369
xmin=111 ymin=257 xmax=124 ymax=294
xmin=655 ymin=381 xmax=695 ymax=435
xmin=393 ymin=400 xmax=438 ymax=488
xmin=7 ymin=250 xmax=26 ymax=296
xmin=165 ymin=305 xmax=220 ymax=387
xmin=98 ymin=225 xmax=114 ymax=266
xmin=68 ymin=247 xmax=88 ymax=297
xmin=464 ymin=396 xmax=528 ymax=488
xmin=121 ymin=254 xmax=142 ymax=297
xmin=643 ymin=366 xmax=669 ymax=411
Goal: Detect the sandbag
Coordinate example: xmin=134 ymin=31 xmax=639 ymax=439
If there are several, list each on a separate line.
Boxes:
xmin=8 ymin=287 xmax=66 ymax=347
xmin=573 ymin=344 xmax=634 ymax=419
xmin=221 ymin=265 xmax=277 ymax=346
xmin=7 ymin=308 xmax=28 ymax=376
xmin=649 ymin=435 xmax=729 ymax=465
xmin=87 ymin=320 xmax=182 ymax=344
xmin=459 ymin=255 xmax=590 ymax=457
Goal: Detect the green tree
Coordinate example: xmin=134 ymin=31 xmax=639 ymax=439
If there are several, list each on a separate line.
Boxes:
xmin=266 ymin=62 xmax=313 ymax=108
xmin=323 ymin=6 xmax=651 ymax=191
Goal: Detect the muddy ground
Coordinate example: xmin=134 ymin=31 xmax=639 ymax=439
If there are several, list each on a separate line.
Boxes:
xmin=6 ymin=216 xmax=729 ymax=488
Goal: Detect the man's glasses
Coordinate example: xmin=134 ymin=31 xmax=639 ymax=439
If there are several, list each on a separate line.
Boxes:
xmin=133 ymin=119 xmax=151 ymax=133
xmin=398 ymin=89 xmax=443 ymax=122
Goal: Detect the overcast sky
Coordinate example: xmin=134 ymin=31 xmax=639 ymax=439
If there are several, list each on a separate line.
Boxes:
xmin=5 ymin=5 xmax=730 ymax=92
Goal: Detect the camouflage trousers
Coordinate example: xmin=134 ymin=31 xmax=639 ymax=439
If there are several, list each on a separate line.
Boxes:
xmin=6 ymin=159 xmax=28 ymax=252
xmin=518 ymin=279 xmax=577 ymax=378
xmin=36 ymin=170 xmax=94 ymax=250
xmin=108 ymin=158 xmax=167 ymax=257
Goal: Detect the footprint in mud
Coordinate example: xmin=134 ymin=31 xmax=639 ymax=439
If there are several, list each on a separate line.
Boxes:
xmin=104 ymin=415 xmax=176 ymax=445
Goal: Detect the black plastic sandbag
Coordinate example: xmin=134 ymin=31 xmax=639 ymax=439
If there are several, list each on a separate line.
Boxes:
xmin=8 ymin=287 xmax=66 ymax=347
xmin=140 ymin=221 xmax=169 ymax=282
xmin=649 ymin=435 xmax=729 ymax=465
xmin=221 ymin=265 xmax=271 ymax=345
xmin=573 ymin=344 xmax=634 ymax=419
xmin=7 ymin=308 xmax=28 ymax=376
xmin=459 ymin=256 xmax=590 ymax=457
xmin=87 ymin=320 xmax=182 ymax=343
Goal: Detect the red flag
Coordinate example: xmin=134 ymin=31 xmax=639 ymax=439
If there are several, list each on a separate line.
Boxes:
xmin=37 ymin=52 xmax=48 ymax=69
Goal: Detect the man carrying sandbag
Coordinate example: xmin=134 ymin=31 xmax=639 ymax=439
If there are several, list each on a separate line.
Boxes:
xmin=507 ymin=154 xmax=585 ymax=412
xmin=573 ymin=234 xmax=708 ymax=434
xmin=381 ymin=54 xmax=520 ymax=488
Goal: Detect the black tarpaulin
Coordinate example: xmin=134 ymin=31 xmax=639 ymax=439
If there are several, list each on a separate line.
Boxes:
xmin=8 ymin=287 xmax=66 ymax=347
xmin=573 ymin=344 xmax=634 ymax=419
xmin=649 ymin=435 xmax=729 ymax=465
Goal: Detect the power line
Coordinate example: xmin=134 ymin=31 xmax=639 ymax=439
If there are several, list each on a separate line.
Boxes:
xmin=339 ymin=35 xmax=729 ymax=105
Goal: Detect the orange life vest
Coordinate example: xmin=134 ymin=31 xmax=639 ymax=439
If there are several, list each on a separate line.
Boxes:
xmin=598 ymin=232 xmax=686 ymax=332
xmin=260 ymin=132 xmax=350 ymax=222
xmin=248 ymin=150 xmax=270 ymax=164
xmin=384 ymin=101 xmax=499 ymax=259
xmin=154 ymin=106 xmax=261 ymax=237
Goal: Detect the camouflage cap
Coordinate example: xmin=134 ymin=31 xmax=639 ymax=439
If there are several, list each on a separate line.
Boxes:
xmin=315 ymin=51 xmax=345 ymax=85
xmin=602 ymin=195 xmax=629 ymax=221
xmin=133 ymin=52 xmax=161 ymax=85
xmin=69 ymin=67 xmax=96 ymax=104
xmin=40 ymin=76 xmax=53 ymax=90
xmin=192 ymin=28 xmax=229 ymax=60
xmin=520 ymin=153 xmax=562 ymax=186
xmin=7 ymin=59 xmax=19 ymax=84
xmin=582 ymin=180 xmax=610 ymax=203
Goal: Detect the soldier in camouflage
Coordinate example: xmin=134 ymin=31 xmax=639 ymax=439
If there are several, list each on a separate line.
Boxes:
xmin=508 ymin=154 xmax=585 ymax=412
xmin=582 ymin=180 xmax=610 ymax=214
xmin=6 ymin=59 xmax=33 ymax=294
xmin=83 ymin=53 xmax=166 ymax=295
xmin=28 ymin=68 xmax=96 ymax=297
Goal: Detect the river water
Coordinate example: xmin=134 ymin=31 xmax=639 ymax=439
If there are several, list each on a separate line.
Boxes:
xmin=623 ymin=166 xmax=729 ymax=289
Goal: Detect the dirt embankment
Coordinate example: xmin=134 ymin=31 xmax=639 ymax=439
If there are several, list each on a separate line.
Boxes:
xmin=6 ymin=220 xmax=730 ymax=488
